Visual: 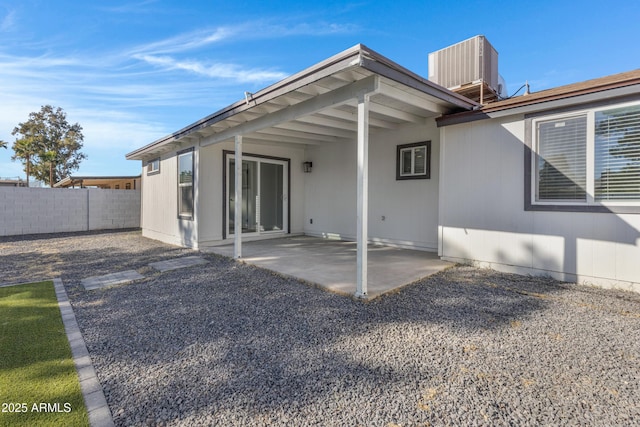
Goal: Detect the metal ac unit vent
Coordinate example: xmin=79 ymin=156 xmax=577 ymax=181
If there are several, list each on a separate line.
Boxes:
xmin=428 ymin=35 xmax=500 ymax=103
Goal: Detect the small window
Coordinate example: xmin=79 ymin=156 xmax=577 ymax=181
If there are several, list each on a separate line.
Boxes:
xmin=396 ymin=141 xmax=430 ymax=180
xmin=147 ymin=158 xmax=160 ymax=175
xmin=178 ymin=150 xmax=194 ymax=219
xmin=125 ymin=183 xmax=131 ymax=190
xmin=115 ymin=184 xmax=120 ymax=189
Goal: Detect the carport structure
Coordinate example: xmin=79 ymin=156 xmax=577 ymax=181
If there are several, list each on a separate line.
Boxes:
xmin=127 ymin=44 xmax=476 ymax=297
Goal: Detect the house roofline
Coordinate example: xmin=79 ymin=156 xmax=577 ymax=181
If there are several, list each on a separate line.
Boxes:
xmin=437 ymin=68 xmax=640 ymax=127
xmin=126 ymin=44 xmax=477 ymax=160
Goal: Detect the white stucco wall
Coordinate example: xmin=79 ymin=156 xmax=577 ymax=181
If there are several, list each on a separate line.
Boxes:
xmin=439 ymin=116 xmax=640 ymax=292
xmin=197 ymin=141 xmax=306 ymax=246
xmin=139 ymin=119 xmax=440 ymax=252
xmin=140 ymin=147 xmax=198 ymax=247
xmin=304 ymin=121 xmax=441 ymax=251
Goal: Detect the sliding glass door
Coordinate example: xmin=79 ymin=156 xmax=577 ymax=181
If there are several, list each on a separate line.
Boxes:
xmin=227 ymin=155 xmax=287 ymax=236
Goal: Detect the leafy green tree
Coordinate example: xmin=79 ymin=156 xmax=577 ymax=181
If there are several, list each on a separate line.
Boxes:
xmin=11 ymin=137 xmax=39 ymax=187
xmin=11 ymin=105 xmax=86 ymax=186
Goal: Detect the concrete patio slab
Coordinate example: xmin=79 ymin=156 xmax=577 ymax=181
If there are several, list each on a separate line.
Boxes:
xmin=82 ymin=270 xmax=144 ymax=291
xmin=149 ymin=255 xmax=208 ymax=272
xmin=204 ymin=236 xmax=453 ymax=299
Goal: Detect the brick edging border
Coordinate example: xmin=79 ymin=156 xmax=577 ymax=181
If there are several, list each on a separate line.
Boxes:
xmin=53 ymin=278 xmax=115 ymax=427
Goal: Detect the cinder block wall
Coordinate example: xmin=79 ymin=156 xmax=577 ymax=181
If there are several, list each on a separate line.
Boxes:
xmin=0 ymin=187 xmax=141 ymax=236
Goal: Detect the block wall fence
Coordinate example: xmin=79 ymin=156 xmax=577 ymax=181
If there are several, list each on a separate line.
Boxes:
xmin=0 ymin=187 xmax=140 ymax=237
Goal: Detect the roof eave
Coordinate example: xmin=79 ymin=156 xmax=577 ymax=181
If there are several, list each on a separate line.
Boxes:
xmin=126 ymin=44 xmax=478 ymax=161
xmin=126 ymin=44 xmax=366 ymax=160
xmin=437 ymin=70 xmax=640 ymax=127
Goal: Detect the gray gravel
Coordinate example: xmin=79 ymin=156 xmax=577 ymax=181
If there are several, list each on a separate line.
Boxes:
xmin=2 ymin=230 xmax=640 ymax=426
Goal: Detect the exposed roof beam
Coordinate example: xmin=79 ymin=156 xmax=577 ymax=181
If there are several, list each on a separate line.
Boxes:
xmin=295 ymin=114 xmax=356 ymax=131
xmin=317 ymin=108 xmax=397 ymax=129
xmin=378 ymin=82 xmax=448 ymax=114
xmin=239 ymin=138 xmax=323 ymax=149
xmin=274 ymin=121 xmax=355 ymax=139
xmin=200 ymin=75 xmax=379 ymax=147
xmin=368 ymin=101 xmax=425 ymax=123
xmin=360 ymin=54 xmax=477 ymax=109
xmin=246 ymin=132 xmax=326 ymax=145
xmin=256 ymin=126 xmax=346 ymax=143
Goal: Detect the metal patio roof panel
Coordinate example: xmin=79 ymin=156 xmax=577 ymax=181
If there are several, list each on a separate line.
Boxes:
xmin=126 ymin=44 xmax=478 ymax=161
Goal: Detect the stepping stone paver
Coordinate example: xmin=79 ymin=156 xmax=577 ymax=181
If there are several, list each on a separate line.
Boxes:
xmin=82 ymin=270 xmax=144 ymax=291
xmin=149 ymin=256 xmax=208 ymax=272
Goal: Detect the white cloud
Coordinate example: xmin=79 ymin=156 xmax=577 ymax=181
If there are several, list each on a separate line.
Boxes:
xmin=128 ymin=19 xmax=358 ymax=57
xmin=72 ymin=110 xmax=168 ymax=151
xmin=259 ymin=21 xmax=359 ymax=37
xmin=0 ymin=11 xmax=362 ymax=178
xmin=129 ymin=27 xmax=235 ymax=56
xmin=0 ymin=9 xmax=16 ymax=32
xmin=135 ymin=54 xmax=287 ymax=83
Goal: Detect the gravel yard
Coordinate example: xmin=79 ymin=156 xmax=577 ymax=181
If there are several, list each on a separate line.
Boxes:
xmin=1 ymin=230 xmax=640 ymax=426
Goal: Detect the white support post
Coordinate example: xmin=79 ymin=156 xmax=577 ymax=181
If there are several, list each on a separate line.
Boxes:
xmin=355 ymin=94 xmax=370 ymax=298
xmin=234 ymin=135 xmax=243 ymax=259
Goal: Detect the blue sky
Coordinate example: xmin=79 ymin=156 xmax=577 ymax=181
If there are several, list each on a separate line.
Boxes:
xmin=1 ymin=0 xmax=639 ymax=181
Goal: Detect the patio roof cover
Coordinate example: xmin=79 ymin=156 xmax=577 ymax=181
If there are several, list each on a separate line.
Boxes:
xmin=126 ymin=43 xmax=477 ymax=160
xmin=126 ymin=44 xmax=478 ymax=298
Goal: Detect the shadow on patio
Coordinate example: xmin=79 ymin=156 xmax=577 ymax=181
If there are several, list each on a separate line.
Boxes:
xmin=203 ymin=235 xmax=453 ymax=299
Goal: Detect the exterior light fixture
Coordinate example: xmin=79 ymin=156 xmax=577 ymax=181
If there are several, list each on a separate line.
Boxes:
xmin=303 ymin=161 xmax=313 ymax=173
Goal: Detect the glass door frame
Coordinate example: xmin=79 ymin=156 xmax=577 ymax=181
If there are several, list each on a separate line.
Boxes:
xmin=222 ymin=150 xmax=290 ymax=239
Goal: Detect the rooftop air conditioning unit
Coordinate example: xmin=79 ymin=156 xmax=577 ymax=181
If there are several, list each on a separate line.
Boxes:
xmin=428 ymin=35 xmax=502 ymax=103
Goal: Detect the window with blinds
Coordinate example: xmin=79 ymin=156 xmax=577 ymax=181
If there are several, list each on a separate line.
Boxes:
xmin=536 ymin=116 xmax=587 ymax=201
xmin=595 ymin=105 xmax=640 ymax=200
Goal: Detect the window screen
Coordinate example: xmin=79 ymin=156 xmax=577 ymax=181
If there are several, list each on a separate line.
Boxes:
xmin=595 ymin=105 xmax=640 ymax=200
xmin=536 ymin=116 xmax=587 ymax=201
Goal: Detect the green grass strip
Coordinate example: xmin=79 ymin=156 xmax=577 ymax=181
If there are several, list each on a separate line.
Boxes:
xmin=0 ymin=281 xmax=89 ymax=427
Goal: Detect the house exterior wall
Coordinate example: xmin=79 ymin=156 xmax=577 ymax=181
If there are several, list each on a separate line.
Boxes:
xmin=439 ymin=115 xmax=640 ymax=292
xmin=197 ymin=140 xmax=306 ymax=247
xmin=304 ymin=120 xmax=441 ymax=251
xmin=140 ymin=149 xmax=198 ymax=247
xmin=139 ymin=120 xmax=441 ymax=251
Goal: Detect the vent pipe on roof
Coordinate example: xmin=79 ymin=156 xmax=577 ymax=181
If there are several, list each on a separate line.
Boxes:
xmin=244 ymin=91 xmax=253 ymax=105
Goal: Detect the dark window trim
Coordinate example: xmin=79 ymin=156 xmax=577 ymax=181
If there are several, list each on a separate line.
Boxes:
xmin=396 ymin=141 xmax=431 ymax=180
xmin=146 ymin=157 xmax=160 ymax=176
xmin=177 ymin=148 xmax=195 ymax=220
xmin=524 ymin=108 xmax=640 ymax=214
xmin=222 ymin=150 xmax=291 ymax=239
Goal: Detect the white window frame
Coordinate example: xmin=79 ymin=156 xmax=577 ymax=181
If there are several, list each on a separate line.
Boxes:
xmin=177 ymin=149 xmax=194 ymax=220
xmin=531 ymin=100 xmax=640 ymax=208
xmin=147 ymin=158 xmax=160 ymax=175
